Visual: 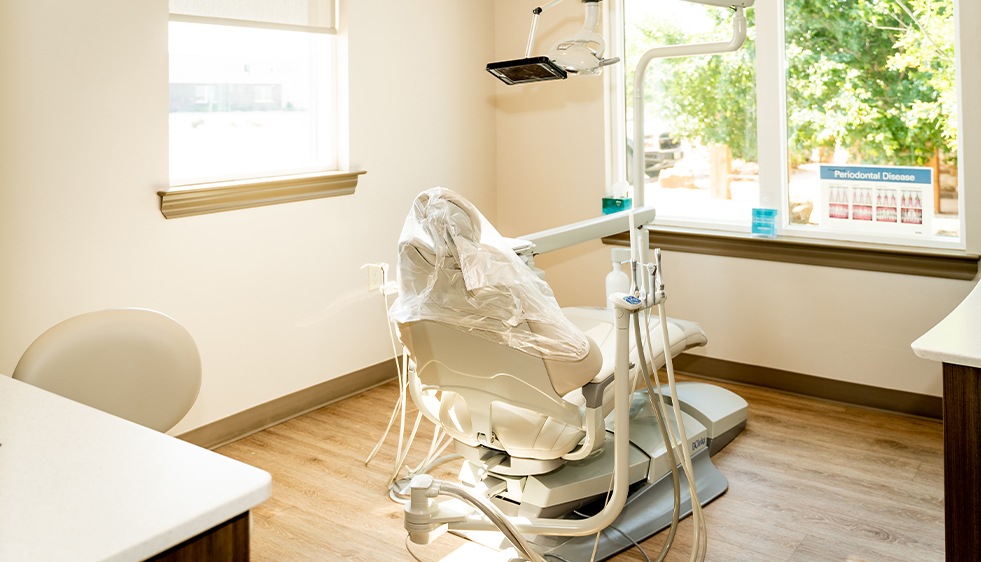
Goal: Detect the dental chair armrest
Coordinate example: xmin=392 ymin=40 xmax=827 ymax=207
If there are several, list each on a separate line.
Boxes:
xmin=561 ymin=378 xmax=613 ymax=461
xmin=561 ymin=402 xmax=606 ymax=461
xmin=582 ymin=377 xmax=614 ymax=409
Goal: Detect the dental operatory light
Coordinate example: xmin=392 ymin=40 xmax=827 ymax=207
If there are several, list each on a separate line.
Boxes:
xmin=486 ymin=56 xmax=568 ymax=85
xmin=486 ymin=0 xmax=618 ymax=85
xmin=487 ymin=0 xmax=755 ymax=86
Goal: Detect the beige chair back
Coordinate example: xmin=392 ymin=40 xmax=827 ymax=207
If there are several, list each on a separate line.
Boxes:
xmin=13 ymin=308 xmax=201 ymax=432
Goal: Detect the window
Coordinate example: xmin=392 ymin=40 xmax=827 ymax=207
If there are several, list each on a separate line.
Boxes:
xmin=162 ymin=0 xmax=362 ymax=219
xmin=612 ymin=0 xmax=963 ymax=250
xmin=169 ymin=1 xmax=338 ymax=185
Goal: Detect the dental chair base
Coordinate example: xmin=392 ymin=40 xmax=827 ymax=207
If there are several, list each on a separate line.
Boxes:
xmin=452 ymin=382 xmax=747 ymax=560
xmin=545 ymin=446 xmax=727 ymax=561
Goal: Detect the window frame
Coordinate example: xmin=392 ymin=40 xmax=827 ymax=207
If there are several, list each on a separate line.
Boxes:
xmin=604 ymin=0 xmax=975 ymax=256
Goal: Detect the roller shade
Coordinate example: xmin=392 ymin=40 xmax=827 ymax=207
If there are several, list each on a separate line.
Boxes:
xmin=169 ymin=0 xmax=336 ymax=34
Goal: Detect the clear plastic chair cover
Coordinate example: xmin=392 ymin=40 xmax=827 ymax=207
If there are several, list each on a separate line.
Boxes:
xmin=388 ymin=187 xmax=590 ymax=361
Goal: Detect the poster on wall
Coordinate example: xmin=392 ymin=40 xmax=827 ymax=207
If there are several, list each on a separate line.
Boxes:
xmin=820 ymin=164 xmax=933 ymax=237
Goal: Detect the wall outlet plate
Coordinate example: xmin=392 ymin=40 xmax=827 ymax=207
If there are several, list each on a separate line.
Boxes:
xmin=363 ymin=263 xmax=386 ymax=291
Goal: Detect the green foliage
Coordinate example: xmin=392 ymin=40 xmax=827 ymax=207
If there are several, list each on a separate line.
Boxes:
xmin=631 ymin=0 xmax=956 ymax=166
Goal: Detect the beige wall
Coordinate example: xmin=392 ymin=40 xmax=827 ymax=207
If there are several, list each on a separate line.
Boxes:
xmin=0 ymin=0 xmax=496 ymax=434
xmin=492 ymin=0 xmax=612 ymax=302
xmin=491 ymin=1 xmax=980 ymax=398
xmin=0 ymin=0 xmax=975 ymax=439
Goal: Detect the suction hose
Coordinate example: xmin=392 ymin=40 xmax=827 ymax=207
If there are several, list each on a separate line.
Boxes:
xmin=632 ymin=249 xmax=707 ymax=562
xmin=437 ymin=480 xmax=546 ymax=562
xmin=633 ymin=312 xmax=682 ymax=562
xmin=658 ymin=302 xmax=708 ymax=562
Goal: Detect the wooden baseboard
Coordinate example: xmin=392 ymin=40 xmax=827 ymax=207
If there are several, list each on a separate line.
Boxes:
xmin=180 ymin=354 xmax=940 ymax=450
xmin=178 ymin=359 xmax=398 ymax=449
xmin=673 ymin=353 xmax=942 ymax=420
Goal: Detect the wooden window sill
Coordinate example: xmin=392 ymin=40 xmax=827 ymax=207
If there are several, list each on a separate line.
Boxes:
xmin=158 ymin=170 xmax=366 ymax=219
xmin=603 ymin=226 xmax=979 ymax=280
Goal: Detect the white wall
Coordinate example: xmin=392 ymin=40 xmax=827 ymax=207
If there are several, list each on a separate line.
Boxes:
xmin=492 ymin=1 xmax=979 ymax=398
xmin=0 ymin=0 xmax=496 ymax=434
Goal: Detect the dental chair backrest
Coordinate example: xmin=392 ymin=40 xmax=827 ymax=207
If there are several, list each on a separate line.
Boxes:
xmin=391 ymin=187 xmax=589 ymax=360
xmin=389 ymin=188 xmax=603 ymax=461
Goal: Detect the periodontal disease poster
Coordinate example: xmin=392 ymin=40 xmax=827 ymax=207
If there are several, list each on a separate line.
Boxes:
xmin=820 ymin=164 xmax=933 ymax=237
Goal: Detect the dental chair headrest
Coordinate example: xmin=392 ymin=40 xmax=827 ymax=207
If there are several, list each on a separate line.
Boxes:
xmin=389 ymin=187 xmax=590 ymax=362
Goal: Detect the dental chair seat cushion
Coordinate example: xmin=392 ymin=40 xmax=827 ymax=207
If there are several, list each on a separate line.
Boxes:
xmin=436 ymin=390 xmax=590 ymax=460
xmin=536 ymin=327 xmax=603 ymax=396
xmin=562 ymin=306 xmax=708 ymax=377
xmin=423 ymin=308 xmax=708 ymax=461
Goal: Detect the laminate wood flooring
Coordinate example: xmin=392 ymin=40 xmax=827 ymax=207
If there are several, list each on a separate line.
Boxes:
xmin=216 ymin=376 xmax=944 ymax=561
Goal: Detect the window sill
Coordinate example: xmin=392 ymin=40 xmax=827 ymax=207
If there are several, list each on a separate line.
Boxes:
xmin=157 ymin=170 xmax=366 ymax=219
xmin=602 ymin=226 xmax=979 ymax=280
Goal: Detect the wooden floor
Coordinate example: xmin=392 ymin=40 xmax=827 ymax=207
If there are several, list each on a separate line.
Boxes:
xmin=216 ymin=376 xmax=944 ymax=561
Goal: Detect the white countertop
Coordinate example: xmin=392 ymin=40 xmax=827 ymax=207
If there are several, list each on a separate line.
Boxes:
xmin=912 ymin=280 xmax=981 ymax=368
xmin=0 ymin=375 xmax=271 ymax=562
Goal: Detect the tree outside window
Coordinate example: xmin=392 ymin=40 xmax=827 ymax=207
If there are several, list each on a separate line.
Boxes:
xmin=624 ymin=0 xmax=957 ymax=240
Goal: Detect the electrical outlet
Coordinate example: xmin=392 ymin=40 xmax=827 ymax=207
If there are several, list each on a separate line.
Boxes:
xmin=364 ymin=263 xmax=385 ymax=291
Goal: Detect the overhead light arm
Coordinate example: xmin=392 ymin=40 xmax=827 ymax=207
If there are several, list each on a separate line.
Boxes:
xmin=631 ymin=4 xmax=750 ymax=209
xmin=629 ymin=4 xmax=751 ymax=266
xmin=524 ymin=0 xmax=567 ymax=58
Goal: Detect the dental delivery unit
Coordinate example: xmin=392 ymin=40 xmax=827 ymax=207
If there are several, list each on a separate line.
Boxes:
xmin=377 ymin=1 xmax=756 ymax=559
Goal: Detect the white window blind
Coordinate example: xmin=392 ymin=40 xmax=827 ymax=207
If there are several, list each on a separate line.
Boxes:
xmin=169 ymin=0 xmax=336 ymax=34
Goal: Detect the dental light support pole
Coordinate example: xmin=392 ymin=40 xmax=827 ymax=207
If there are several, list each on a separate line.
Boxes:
xmin=629 ymin=4 xmax=750 ymax=270
xmin=625 ymin=8 xmax=751 ymax=560
xmin=614 ymin=7 xmax=755 ymax=561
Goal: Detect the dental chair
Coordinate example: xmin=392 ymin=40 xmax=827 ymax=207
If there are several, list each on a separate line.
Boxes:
xmin=390 ymin=188 xmax=746 ymax=560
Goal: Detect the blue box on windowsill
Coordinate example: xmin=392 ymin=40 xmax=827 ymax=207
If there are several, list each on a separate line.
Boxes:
xmin=602 ymin=197 xmax=632 ymax=215
xmin=751 ymin=208 xmax=778 ymax=238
